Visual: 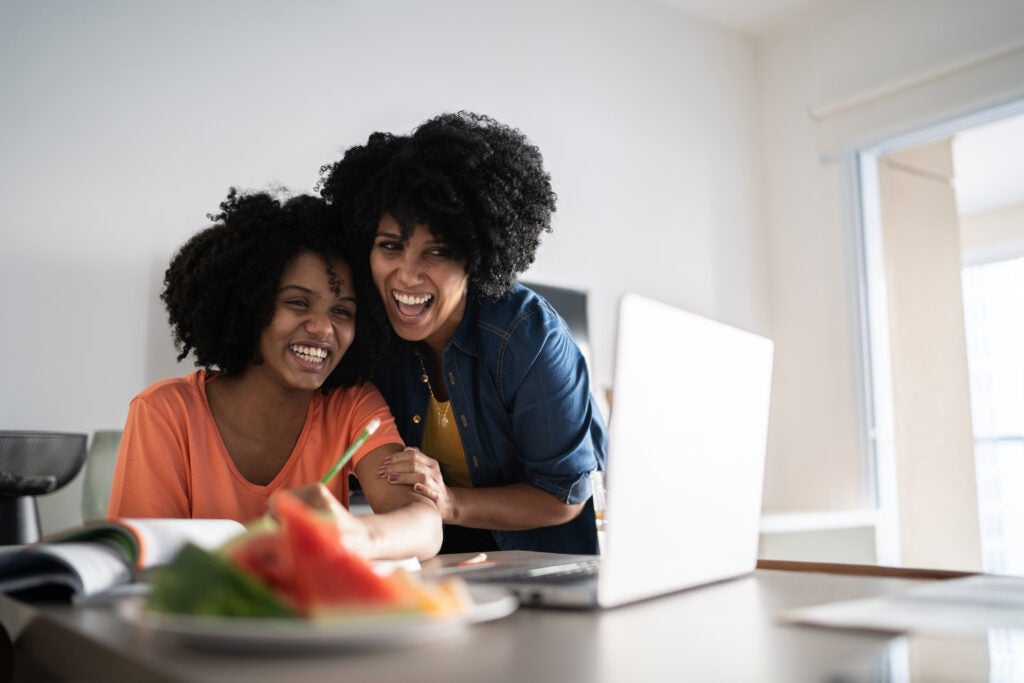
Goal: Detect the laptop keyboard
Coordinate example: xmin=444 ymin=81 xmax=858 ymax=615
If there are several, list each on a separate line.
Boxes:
xmin=466 ymin=558 xmax=600 ymax=584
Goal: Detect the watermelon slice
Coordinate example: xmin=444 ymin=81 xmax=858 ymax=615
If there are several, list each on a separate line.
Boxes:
xmin=225 ymin=528 xmax=293 ymax=595
xmin=273 ymin=492 xmax=406 ymax=614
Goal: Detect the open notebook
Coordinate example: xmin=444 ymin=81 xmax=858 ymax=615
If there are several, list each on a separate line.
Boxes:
xmin=442 ymin=293 xmax=774 ymax=608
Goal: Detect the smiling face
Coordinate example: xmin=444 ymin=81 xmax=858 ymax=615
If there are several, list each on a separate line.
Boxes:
xmin=370 ymin=214 xmax=470 ymax=353
xmin=252 ymin=251 xmax=357 ymax=393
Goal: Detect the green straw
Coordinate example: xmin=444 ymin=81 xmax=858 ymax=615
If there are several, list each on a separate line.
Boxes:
xmin=320 ymin=418 xmax=382 ymax=485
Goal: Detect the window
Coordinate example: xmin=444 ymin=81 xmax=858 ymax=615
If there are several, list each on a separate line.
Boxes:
xmin=961 ymin=257 xmax=1024 ymax=574
xmin=854 ymin=104 xmax=1024 ymax=571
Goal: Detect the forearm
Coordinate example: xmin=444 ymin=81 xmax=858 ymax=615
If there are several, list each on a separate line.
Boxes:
xmin=361 ymin=500 xmax=443 ymax=561
xmin=448 ymin=483 xmax=585 ymax=531
xmin=352 ymin=444 xmax=443 ymax=560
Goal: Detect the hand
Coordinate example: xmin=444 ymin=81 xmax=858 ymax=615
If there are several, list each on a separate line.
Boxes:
xmin=377 ymin=447 xmax=456 ymax=523
xmin=272 ymin=483 xmax=376 ymax=559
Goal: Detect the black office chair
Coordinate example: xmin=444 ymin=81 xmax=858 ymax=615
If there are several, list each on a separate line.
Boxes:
xmin=0 ymin=431 xmax=88 ymax=545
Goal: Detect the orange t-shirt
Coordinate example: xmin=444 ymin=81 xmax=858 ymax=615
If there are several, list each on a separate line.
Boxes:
xmin=106 ymin=371 xmax=402 ymax=524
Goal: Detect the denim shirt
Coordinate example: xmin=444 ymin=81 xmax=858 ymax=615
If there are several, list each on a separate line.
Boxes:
xmin=371 ymin=283 xmax=608 ymax=554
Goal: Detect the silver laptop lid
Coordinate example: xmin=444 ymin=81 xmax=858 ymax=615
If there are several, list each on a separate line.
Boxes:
xmin=597 ymin=294 xmax=773 ymax=607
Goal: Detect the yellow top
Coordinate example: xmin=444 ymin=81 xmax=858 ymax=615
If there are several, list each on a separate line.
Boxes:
xmin=421 ymin=395 xmax=473 ymax=487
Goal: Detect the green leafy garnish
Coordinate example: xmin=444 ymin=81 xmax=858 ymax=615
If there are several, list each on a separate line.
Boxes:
xmin=147 ymin=543 xmax=295 ymax=618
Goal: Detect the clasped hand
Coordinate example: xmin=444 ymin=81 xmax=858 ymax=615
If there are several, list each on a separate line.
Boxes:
xmin=376 ymin=447 xmax=454 ymax=523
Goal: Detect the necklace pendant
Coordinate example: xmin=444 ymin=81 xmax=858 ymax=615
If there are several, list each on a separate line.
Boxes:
xmin=440 ymin=414 xmax=449 ymax=428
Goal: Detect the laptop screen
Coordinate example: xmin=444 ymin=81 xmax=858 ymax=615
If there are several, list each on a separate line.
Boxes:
xmin=597 ymin=294 xmax=773 ymax=607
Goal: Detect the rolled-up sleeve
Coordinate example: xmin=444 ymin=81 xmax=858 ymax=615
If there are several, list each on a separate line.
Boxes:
xmin=501 ymin=312 xmax=602 ymax=504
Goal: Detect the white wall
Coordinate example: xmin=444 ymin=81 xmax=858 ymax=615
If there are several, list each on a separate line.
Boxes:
xmin=758 ymin=0 xmax=1024 ymax=515
xmin=8 ymin=0 xmax=1024 ymax=553
xmin=0 ymin=0 xmax=766 ymax=532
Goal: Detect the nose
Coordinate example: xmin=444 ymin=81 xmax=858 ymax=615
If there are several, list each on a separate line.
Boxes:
xmin=395 ymin=251 xmax=423 ymax=286
xmin=305 ymin=308 xmax=333 ymax=339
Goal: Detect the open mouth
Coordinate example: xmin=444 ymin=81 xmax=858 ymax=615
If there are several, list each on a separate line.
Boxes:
xmin=392 ymin=290 xmax=434 ymax=317
xmin=289 ymin=344 xmax=330 ymax=366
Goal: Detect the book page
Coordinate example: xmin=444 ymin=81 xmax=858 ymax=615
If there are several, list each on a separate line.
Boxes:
xmin=0 ymin=543 xmax=130 ymax=600
xmin=121 ymin=518 xmax=245 ymax=568
xmin=46 ymin=517 xmax=246 ymax=569
xmin=2 ymin=519 xmax=247 ymax=602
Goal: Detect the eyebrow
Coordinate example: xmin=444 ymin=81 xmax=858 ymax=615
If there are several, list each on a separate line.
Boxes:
xmin=279 ymin=284 xmax=356 ymax=303
xmin=374 ymin=230 xmax=446 ymax=246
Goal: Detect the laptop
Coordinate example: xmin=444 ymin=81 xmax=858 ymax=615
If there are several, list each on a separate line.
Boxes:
xmin=441 ymin=293 xmax=774 ymax=608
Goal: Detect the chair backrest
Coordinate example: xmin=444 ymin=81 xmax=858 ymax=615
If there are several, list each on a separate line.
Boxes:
xmin=81 ymin=430 xmax=122 ymax=522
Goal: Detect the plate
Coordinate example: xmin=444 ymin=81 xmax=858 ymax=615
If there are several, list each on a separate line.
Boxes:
xmin=116 ymin=585 xmax=518 ymax=652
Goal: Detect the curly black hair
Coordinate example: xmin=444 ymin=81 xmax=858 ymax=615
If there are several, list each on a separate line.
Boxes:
xmin=319 ymin=111 xmax=557 ymax=299
xmin=161 ymin=189 xmax=386 ymax=389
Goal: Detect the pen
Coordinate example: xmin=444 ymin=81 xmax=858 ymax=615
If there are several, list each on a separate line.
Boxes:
xmin=457 ymin=552 xmax=489 ymax=567
xmin=320 ymin=418 xmax=381 ymax=485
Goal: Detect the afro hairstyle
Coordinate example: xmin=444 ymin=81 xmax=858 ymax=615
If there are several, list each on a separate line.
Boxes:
xmin=161 ymin=189 xmax=386 ymax=389
xmin=319 ymin=111 xmax=557 ymax=299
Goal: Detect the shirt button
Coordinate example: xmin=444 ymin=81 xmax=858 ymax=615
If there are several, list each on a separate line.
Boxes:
xmin=461 ymin=415 xmax=468 ymax=427
xmin=412 ymin=415 xmax=422 ymax=424
xmin=448 ymin=372 xmax=455 ymax=385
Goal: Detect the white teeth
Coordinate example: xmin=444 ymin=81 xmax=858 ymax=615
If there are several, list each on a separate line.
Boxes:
xmin=394 ymin=292 xmax=432 ymax=306
xmin=290 ymin=345 xmax=328 ymax=363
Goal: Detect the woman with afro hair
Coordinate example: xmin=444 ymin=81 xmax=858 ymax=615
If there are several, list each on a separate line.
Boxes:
xmin=320 ymin=112 xmax=607 ymax=554
xmin=107 ymin=189 xmax=442 ymax=560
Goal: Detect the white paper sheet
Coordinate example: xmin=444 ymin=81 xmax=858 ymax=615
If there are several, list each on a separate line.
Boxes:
xmin=779 ymin=574 xmax=1024 ymax=635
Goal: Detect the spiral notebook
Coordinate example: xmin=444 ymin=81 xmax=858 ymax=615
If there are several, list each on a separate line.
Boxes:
xmin=447 ymin=293 xmax=774 ymax=608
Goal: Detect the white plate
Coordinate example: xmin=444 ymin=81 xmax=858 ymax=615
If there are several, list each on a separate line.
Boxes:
xmin=116 ymin=585 xmax=518 ymax=652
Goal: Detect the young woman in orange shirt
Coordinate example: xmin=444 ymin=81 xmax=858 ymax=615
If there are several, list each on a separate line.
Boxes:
xmin=107 ymin=190 xmax=441 ymax=560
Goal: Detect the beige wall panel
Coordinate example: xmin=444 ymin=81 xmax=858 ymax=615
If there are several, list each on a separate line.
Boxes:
xmin=878 ymin=140 xmax=982 ymax=571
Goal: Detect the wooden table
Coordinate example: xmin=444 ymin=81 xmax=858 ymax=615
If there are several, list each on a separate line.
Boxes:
xmin=0 ymin=556 xmax=993 ymax=682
